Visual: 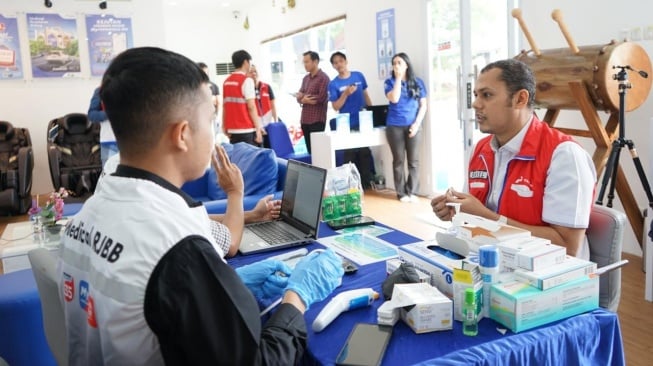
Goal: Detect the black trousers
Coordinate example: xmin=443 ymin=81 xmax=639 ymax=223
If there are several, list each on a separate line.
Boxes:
xmin=343 ymin=147 xmax=373 ymax=189
xmin=301 ymin=122 xmax=326 ymax=154
xmin=229 ymin=132 xmax=259 ymax=147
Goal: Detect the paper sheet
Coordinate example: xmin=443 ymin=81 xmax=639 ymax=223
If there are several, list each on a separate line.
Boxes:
xmin=317 ymin=233 xmax=398 ymax=265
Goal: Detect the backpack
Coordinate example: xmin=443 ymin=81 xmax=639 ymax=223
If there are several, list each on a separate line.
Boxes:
xmin=47 ymin=114 xmax=101 ymax=201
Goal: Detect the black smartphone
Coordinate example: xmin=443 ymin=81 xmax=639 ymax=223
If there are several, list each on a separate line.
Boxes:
xmin=336 ymin=323 xmax=393 ymax=366
xmin=327 ymin=215 xmax=375 ymax=230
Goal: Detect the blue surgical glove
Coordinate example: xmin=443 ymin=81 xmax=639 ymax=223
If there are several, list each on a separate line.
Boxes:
xmin=285 ymin=249 xmax=345 ymax=310
xmin=236 ymin=259 xmax=292 ymax=300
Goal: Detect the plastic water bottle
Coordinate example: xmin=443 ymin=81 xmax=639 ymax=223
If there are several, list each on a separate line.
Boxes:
xmin=479 ymin=245 xmax=500 ymax=318
xmin=462 ymin=287 xmax=478 ymax=336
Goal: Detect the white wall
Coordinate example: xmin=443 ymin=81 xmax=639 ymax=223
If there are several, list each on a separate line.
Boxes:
xmin=520 ymin=0 xmax=653 ymax=255
xmin=0 ymin=0 xmax=166 ymax=195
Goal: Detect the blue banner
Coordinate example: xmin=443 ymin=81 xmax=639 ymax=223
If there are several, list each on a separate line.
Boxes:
xmin=27 ymin=13 xmax=81 ymax=78
xmin=0 ymin=14 xmax=24 ymax=80
xmin=85 ymin=14 xmax=133 ymax=77
xmin=376 ymin=9 xmax=396 ymax=80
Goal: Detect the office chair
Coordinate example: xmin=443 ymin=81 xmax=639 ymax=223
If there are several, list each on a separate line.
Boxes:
xmin=28 ymin=248 xmax=69 ymax=366
xmin=265 ymin=122 xmax=311 ymax=163
xmin=0 ymin=120 xmax=34 ymax=215
xmin=47 ymin=113 xmax=102 ymax=202
xmin=586 ymin=205 xmax=626 ymax=312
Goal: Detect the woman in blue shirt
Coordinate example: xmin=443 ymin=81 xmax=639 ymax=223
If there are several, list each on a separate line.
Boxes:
xmin=384 ymin=52 xmax=428 ymax=202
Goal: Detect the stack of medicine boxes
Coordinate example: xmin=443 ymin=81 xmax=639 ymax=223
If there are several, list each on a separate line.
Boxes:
xmin=398 ymin=222 xmax=600 ymax=333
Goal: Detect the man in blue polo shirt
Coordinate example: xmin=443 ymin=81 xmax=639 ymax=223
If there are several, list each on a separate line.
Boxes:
xmin=328 ymin=51 xmax=374 ymax=188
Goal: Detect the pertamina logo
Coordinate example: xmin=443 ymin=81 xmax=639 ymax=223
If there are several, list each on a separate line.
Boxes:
xmin=63 ymin=273 xmax=75 ymax=302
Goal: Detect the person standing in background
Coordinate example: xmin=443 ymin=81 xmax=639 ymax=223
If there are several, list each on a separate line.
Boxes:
xmin=248 ymin=64 xmax=278 ymax=148
xmin=328 ymin=51 xmax=374 ymax=188
xmin=87 ymin=86 xmax=118 ymax=165
xmin=222 ymin=50 xmax=263 ymax=146
xmin=297 ymin=51 xmax=329 ymax=154
xmin=384 ymin=52 xmax=428 ymax=202
xmin=198 ymin=62 xmax=221 ymax=126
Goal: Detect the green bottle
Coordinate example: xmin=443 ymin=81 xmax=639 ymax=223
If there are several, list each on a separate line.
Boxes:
xmin=463 ymin=288 xmax=478 ymax=336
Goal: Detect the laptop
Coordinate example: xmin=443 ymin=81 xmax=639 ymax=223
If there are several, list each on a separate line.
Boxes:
xmin=238 ymin=159 xmax=327 ymax=255
xmin=365 ymin=104 xmax=389 ymax=127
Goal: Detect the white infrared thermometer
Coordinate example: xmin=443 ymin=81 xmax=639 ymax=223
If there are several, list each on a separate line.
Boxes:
xmin=312 ymin=288 xmax=379 ymax=332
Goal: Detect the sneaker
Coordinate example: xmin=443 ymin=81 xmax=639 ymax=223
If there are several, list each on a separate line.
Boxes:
xmin=399 ymin=196 xmax=411 ymax=203
xmin=409 ymin=195 xmax=419 ymax=202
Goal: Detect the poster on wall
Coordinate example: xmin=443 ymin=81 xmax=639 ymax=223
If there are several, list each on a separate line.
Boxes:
xmin=27 ymin=13 xmax=81 ymax=78
xmin=376 ymin=9 xmax=396 ymax=80
xmin=85 ymin=14 xmax=133 ymax=77
xmin=0 ymin=14 xmax=24 ymax=80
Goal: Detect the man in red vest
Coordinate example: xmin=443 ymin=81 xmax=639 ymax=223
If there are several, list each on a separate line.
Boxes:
xmin=248 ymin=64 xmax=277 ymax=148
xmin=222 ymin=50 xmax=263 ymax=146
xmin=431 ymin=59 xmax=596 ymax=258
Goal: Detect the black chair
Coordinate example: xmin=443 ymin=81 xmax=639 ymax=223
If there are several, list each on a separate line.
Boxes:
xmin=0 ymin=121 xmax=34 ymax=215
xmin=47 ymin=113 xmax=102 ymax=202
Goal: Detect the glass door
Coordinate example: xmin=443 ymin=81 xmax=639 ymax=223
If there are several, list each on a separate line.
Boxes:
xmin=427 ymin=0 xmax=516 ymax=194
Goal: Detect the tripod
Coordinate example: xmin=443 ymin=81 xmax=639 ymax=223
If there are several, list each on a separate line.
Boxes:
xmin=596 ymin=65 xmax=653 ymax=218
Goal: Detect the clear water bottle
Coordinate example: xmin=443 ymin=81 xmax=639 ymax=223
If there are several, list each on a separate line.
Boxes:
xmin=463 ymin=287 xmax=478 ymax=336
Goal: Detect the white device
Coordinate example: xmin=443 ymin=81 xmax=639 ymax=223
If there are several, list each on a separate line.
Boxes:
xmin=312 ymin=288 xmax=379 ymax=332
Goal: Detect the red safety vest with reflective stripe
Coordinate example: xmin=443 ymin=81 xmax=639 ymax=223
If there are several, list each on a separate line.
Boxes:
xmin=255 ymin=82 xmax=272 ymax=117
xmin=467 ymin=117 xmax=573 ymax=226
xmin=223 ymin=73 xmax=254 ymax=130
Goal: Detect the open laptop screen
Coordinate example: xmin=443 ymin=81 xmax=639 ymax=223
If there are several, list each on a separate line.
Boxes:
xmin=279 ymin=160 xmax=327 ymax=235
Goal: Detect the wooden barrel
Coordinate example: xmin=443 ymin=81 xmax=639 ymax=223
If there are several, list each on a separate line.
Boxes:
xmin=515 ymin=41 xmax=652 ymax=112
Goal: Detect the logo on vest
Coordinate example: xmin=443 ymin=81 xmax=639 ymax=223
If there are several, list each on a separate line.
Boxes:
xmin=510 ymin=176 xmax=533 ymax=198
xmin=79 ymin=280 xmax=89 ymax=310
xmin=63 ymin=272 xmax=75 ymax=302
xmin=469 ymin=170 xmax=488 ymax=180
xmin=86 ymin=296 xmax=97 ymax=328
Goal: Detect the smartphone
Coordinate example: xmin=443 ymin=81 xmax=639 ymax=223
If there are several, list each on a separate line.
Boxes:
xmin=336 ymin=323 xmax=393 ymax=366
xmin=327 ymin=215 xmax=375 ymax=230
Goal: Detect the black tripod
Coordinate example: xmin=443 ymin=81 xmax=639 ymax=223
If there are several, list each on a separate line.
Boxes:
xmin=596 ymin=66 xmax=653 ymax=224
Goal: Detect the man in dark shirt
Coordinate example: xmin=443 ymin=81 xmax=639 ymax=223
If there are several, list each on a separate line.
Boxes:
xmin=58 ymin=46 xmax=344 ymax=365
xmin=296 ymin=50 xmax=330 ymax=153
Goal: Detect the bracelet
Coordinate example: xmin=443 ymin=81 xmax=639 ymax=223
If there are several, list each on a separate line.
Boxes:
xmin=497 ymin=215 xmax=508 ymax=225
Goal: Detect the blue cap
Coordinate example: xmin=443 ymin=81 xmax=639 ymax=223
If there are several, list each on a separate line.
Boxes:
xmin=479 ymin=245 xmax=499 ymax=268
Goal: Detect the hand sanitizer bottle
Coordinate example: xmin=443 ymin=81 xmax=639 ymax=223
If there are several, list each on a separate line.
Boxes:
xmin=463 ymin=287 xmax=478 ymax=336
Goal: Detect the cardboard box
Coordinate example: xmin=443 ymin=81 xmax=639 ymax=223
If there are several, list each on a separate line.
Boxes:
xmin=393 ymin=283 xmax=453 ymax=333
xmin=397 ymin=240 xmax=470 ymax=298
xmin=458 ymin=222 xmax=531 ymax=245
xmin=514 ymin=255 xmax=597 ymax=290
xmin=452 ymin=267 xmax=484 ymax=322
xmin=496 ymin=237 xmax=566 ymax=271
xmin=490 ymin=275 xmax=599 ymax=333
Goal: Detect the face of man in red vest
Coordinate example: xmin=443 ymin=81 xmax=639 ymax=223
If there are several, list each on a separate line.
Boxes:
xmin=472 ymin=67 xmax=530 ymax=146
xmin=247 ymin=65 xmax=259 ymax=84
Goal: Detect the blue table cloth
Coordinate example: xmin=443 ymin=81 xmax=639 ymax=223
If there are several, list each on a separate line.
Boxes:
xmin=228 ymin=222 xmax=626 ymax=366
xmin=0 ymin=269 xmax=57 ymax=366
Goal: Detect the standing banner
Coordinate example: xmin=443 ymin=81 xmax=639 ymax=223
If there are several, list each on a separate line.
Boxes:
xmin=376 ymin=9 xmax=396 ymax=80
xmin=0 ymin=14 xmax=24 ymax=80
xmin=27 ymin=13 xmax=81 ymax=78
xmin=85 ymin=14 xmax=133 ymax=77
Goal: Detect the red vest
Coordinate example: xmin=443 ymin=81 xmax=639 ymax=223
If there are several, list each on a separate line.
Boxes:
xmin=223 ymin=73 xmax=254 ymax=131
xmin=467 ymin=117 xmax=573 ymax=226
xmin=255 ymin=82 xmax=272 ymax=117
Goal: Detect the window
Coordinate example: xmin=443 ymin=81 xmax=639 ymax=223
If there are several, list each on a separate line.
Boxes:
xmin=259 ymin=17 xmax=345 ymax=145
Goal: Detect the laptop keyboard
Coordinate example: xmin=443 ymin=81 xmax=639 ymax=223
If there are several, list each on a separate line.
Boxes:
xmin=248 ymin=222 xmax=302 ymax=244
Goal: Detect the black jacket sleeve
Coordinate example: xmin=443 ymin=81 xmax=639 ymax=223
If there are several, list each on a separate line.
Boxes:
xmin=144 ymin=236 xmax=307 ymax=365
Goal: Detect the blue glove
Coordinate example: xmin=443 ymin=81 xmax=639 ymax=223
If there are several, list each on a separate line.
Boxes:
xmin=285 ymin=249 xmax=344 ymax=310
xmin=236 ymin=259 xmax=292 ymax=301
